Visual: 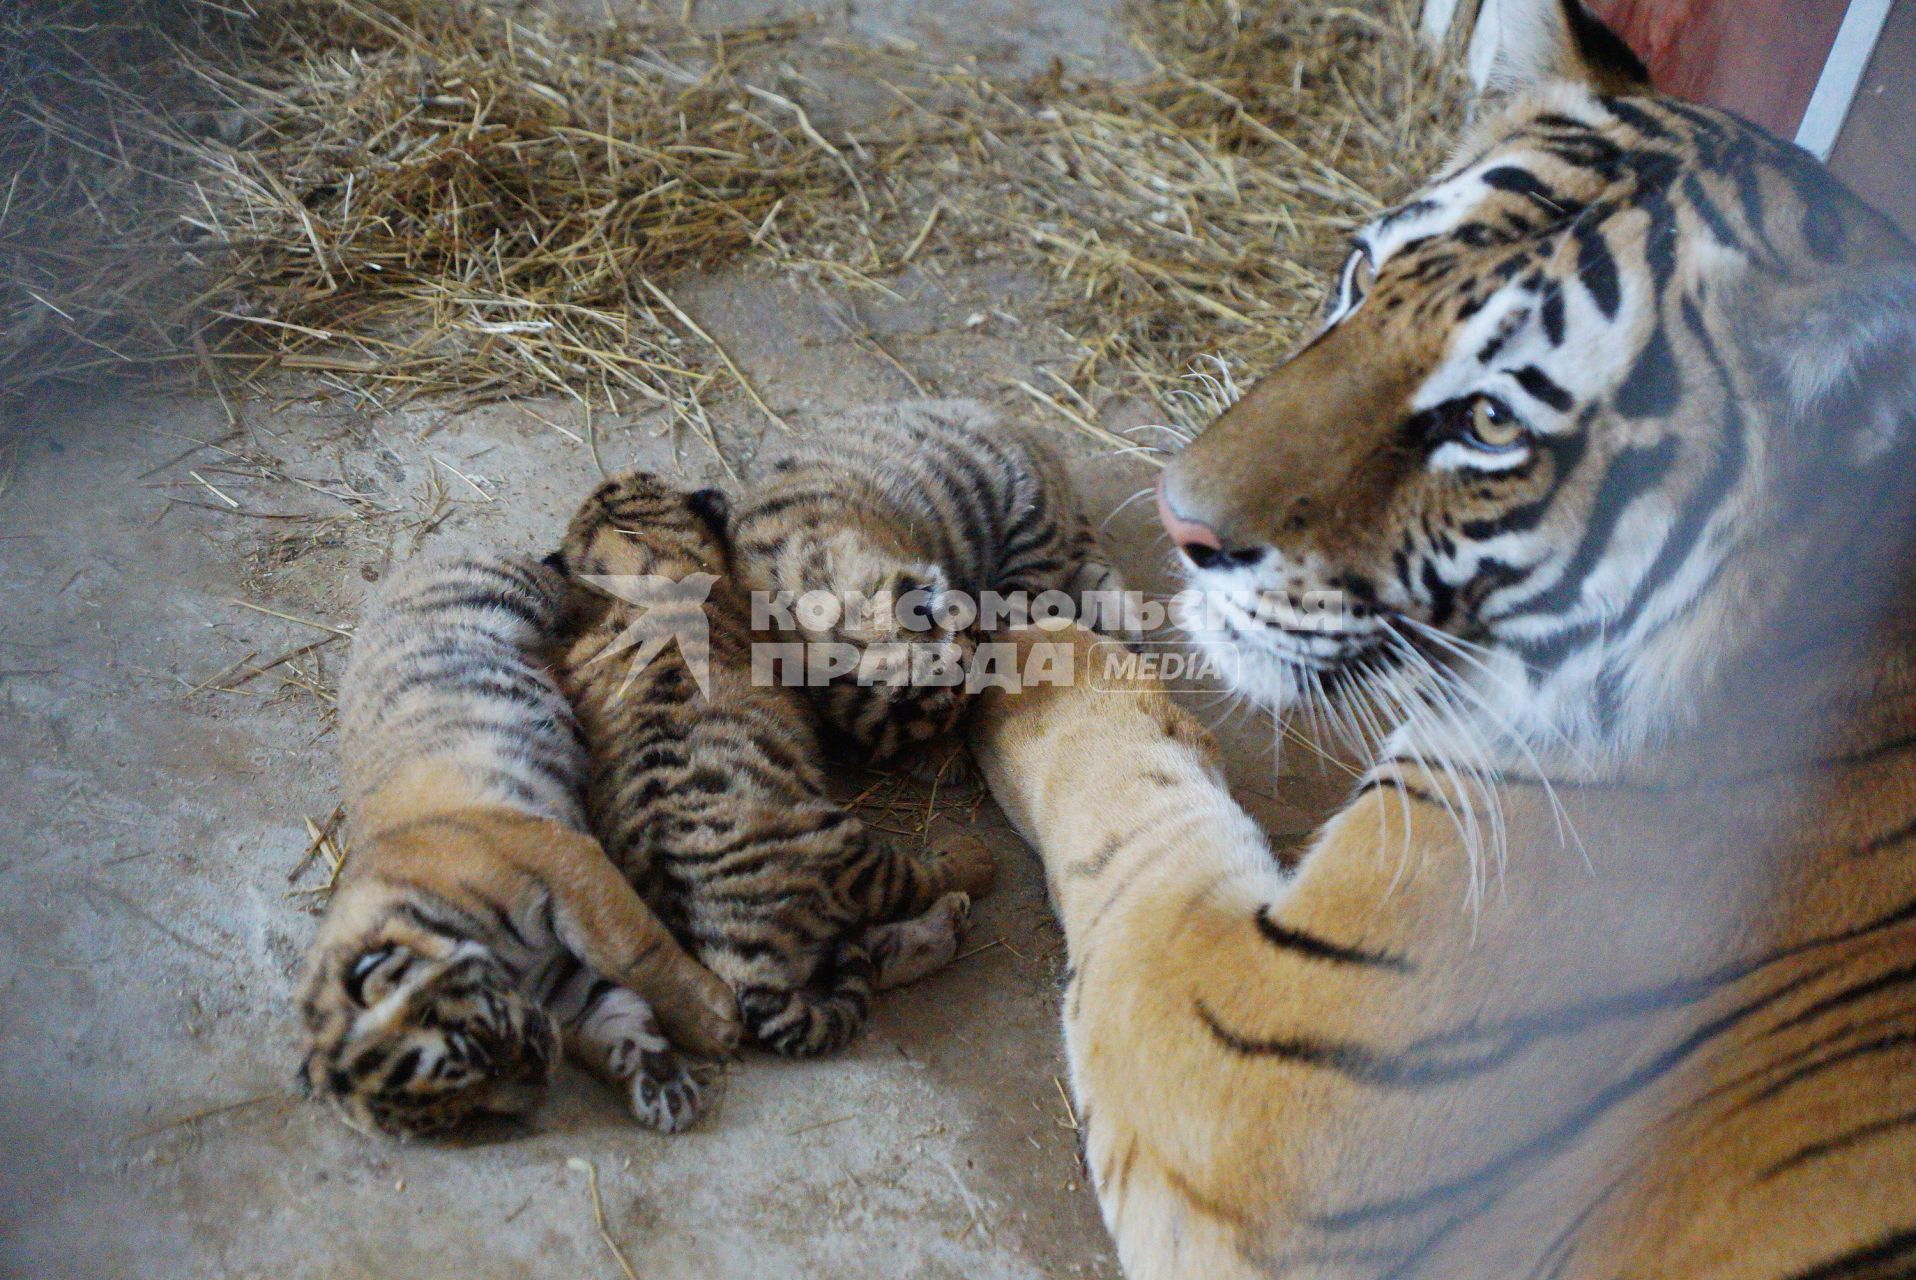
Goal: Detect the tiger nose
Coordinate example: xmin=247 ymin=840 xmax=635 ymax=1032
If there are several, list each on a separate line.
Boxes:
xmin=1157 ymin=476 xmax=1262 ymax=570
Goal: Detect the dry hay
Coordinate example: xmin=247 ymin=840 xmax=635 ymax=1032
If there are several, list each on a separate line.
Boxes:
xmin=188 ymin=0 xmax=845 ymax=436
xmin=858 ymin=0 xmax=1470 ymax=431
xmin=198 ymin=0 xmax=1463 ymax=434
xmin=1 ymin=0 xmax=1468 ymax=444
xmin=0 ymin=1 xmax=238 ymax=402
xmin=0 ymin=0 xmax=845 ymax=436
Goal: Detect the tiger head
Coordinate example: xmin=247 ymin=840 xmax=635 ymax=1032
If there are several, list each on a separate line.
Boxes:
xmin=746 ymin=512 xmax=976 ymax=764
xmin=560 ymin=470 xmax=732 ymax=581
xmin=1159 ymin=0 xmax=1916 ymax=753
xmin=295 ymin=878 xmax=559 ymax=1139
xmin=802 ymin=526 xmax=975 ymax=763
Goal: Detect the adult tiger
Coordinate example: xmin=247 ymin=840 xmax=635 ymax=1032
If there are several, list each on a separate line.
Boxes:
xmin=971 ymin=3 xmax=1916 ymax=1277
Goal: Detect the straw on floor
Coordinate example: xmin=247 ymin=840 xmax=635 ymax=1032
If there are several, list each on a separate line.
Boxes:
xmin=848 ymin=0 xmax=1468 ymax=429
xmin=1 ymin=0 xmax=1467 ymax=443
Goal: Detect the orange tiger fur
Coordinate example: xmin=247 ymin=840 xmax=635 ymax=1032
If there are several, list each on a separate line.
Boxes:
xmin=297 ymin=553 xmax=738 ymax=1137
xmin=975 ymin=623 xmax=1916 ymax=1278
xmin=970 ymin=0 xmax=1916 ymax=1272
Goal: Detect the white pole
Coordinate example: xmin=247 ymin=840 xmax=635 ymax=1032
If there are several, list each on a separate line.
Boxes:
xmin=1796 ymin=0 xmax=1894 ymax=160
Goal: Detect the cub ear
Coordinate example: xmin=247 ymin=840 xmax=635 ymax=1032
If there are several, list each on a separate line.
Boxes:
xmin=294 ymin=1054 xmax=317 ymax=1099
xmin=1468 ymin=0 xmax=1651 ymax=97
xmin=897 ymin=561 xmax=951 ymax=597
xmin=1764 ymin=267 xmax=1916 ymax=467
xmin=686 ymin=487 xmax=731 ymax=543
xmin=893 ymin=562 xmax=953 ymax=628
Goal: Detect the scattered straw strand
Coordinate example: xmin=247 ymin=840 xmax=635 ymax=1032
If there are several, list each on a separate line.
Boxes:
xmin=566 ymin=1158 xmax=641 ymax=1280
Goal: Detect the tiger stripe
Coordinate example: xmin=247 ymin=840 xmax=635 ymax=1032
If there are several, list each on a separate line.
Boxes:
xmin=986 ymin=0 xmax=1916 ymax=1274
xmin=296 ymin=552 xmax=737 ymax=1137
xmin=975 ymin=623 xmax=1916 ymax=1279
xmin=729 ymin=398 xmax=1133 ymax=763
xmin=554 ymin=472 xmax=995 ymax=1060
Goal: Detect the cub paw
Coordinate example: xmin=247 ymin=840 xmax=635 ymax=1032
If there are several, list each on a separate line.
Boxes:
xmin=933 ymin=833 xmax=997 ymax=899
xmin=899 ymin=738 xmax=981 ymax=789
xmin=647 ymin=955 xmax=742 ymax=1060
xmin=628 ymin=1050 xmax=716 ymax=1134
xmin=1069 ymin=561 xmax=1146 ymax=646
xmin=868 ymin=892 xmax=973 ymax=990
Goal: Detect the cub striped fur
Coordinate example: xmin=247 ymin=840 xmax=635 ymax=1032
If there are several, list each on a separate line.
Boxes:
xmin=731 ymin=398 xmax=1131 ymax=763
xmin=296 ymin=553 xmax=738 ymax=1137
xmin=554 ymin=473 xmax=996 ymax=1057
xmin=337 ymin=554 xmax=586 ymax=829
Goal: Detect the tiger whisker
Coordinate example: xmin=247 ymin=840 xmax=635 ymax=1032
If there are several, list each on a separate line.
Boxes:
xmin=1102 ymin=485 xmax=1160 ymax=532
xmin=1382 ymin=618 xmax=1588 ymax=866
xmin=1394 ymin=653 xmax=1510 ymax=898
xmin=1348 ymin=665 xmax=1448 ymax=898
xmin=1394 ymin=614 xmax=1588 ymax=762
xmin=1356 ymin=655 xmax=1498 ymax=909
xmin=1121 ymin=423 xmax=1196 ymax=447
xmin=1100 ymin=443 xmax=1172 ymax=465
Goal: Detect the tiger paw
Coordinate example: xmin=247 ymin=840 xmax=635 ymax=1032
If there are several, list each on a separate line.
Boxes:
xmin=1069 ymin=561 xmax=1147 ymax=646
xmin=646 ymin=953 xmax=743 ymax=1060
xmin=868 ymin=891 xmax=972 ymax=990
xmin=932 ymin=833 xmax=997 ymax=899
xmin=898 ymin=738 xmax=981 ymax=789
xmin=627 ymin=1049 xmax=715 ymax=1133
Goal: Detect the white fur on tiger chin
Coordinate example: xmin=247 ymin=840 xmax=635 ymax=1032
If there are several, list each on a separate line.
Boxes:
xmin=1170 ymin=578 xmax=1595 ymax=912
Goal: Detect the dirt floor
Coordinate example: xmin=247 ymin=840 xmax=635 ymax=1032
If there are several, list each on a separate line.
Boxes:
xmin=0 ymin=4 xmax=1348 ymax=1278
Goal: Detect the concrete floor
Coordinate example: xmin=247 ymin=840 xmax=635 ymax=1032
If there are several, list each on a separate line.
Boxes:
xmin=0 ymin=4 xmax=1346 ymax=1277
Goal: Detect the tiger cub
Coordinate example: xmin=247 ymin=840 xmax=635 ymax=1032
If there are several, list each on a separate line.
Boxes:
xmin=296 ymin=552 xmax=740 ymax=1137
xmin=729 ymin=398 xmax=1134 ymax=764
xmin=553 ymin=472 xmax=997 ymax=1057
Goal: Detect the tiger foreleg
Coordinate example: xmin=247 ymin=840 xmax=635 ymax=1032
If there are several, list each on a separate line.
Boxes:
xmin=1065 ymin=558 xmax=1145 ymax=645
xmin=505 ymin=816 xmax=742 ymax=1059
xmin=838 ymin=829 xmax=997 ymax=926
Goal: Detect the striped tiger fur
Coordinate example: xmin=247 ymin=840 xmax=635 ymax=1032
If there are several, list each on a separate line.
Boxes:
xmin=729 ymin=398 xmax=1132 ymax=764
xmin=976 ymin=619 xmax=1916 ymax=1279
xmin=296 ymin=553 xmax=739 ymax=1137
xmin=974 ymin=1 xmax=1916 ymax=1275
xmin=552 ymin=472 xmax=997 ymax=1058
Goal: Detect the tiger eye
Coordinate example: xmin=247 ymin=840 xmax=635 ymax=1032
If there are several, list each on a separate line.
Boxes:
xmin=1467 ymin=397 xmax=1527 ymax=451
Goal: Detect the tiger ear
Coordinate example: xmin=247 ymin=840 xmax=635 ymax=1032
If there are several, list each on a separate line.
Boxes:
xmin=1764 ymin=267 xmax=1916 ymax=467
xmin=1469 ymin=0 xmax=1651 ymax=96
xmin=891 ymin=562 xmax=952 ymax=630
xmin=894 ymin=561 xmax=951 ymax=599
xmin=295 ymin=1054 xmax=317 ymax=1099
xmin=686 ymin=487 xmax=730 ymax=543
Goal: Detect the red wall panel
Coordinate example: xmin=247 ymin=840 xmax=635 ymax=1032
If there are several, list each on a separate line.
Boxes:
xmin=1586 ymin=0 xmax=1850 ymax=137
xmin=1581 ymin=0 xmax=1912 ymax=236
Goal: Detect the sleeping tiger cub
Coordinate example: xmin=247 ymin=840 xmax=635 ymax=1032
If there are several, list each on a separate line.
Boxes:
xmin=730 ymin=398 xmax=1132 ymax=764
xmin=553 ymin=472 xmax=997 ymax=1057
xmin=296 ymin=553 xmax=739 ymax=1137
